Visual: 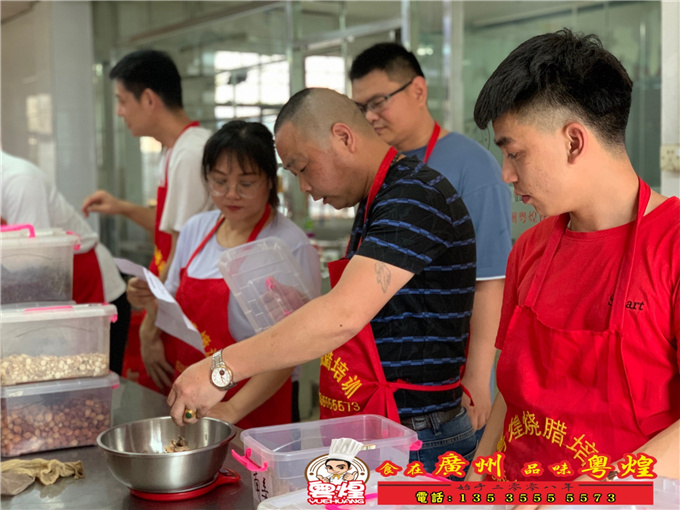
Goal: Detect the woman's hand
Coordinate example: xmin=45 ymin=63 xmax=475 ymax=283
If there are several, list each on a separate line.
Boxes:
xmin=207 ymin=401 xmax=239 ymax=425
xmin=139 ymin=315 xmax=174 ymax=391
xmin=126 ymin=277 xmax=157 ymax=311
xmin=167 ymin=355 xmax=227 ymax=426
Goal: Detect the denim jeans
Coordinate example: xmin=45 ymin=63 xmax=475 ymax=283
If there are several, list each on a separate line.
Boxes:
xmin=408 ymin=407 xmax=478 ymax=481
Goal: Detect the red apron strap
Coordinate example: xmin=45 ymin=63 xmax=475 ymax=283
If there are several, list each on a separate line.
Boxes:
xmin=523 ymin=214 xmax=568 ymax=308
xmin=609 ymin=178 xmax=650 ymax=330
xmin=185 ymin=204 xmax=271 ymax=272
xmin=344 ymin=147 xmax=398 ymax=257
xmin=423 ymin=122 xmax=441 ymax=164
xmin=162 ymin=121 xmax=201 ymax=184
xmin=247 ymin=203 xmax=271 ymax=242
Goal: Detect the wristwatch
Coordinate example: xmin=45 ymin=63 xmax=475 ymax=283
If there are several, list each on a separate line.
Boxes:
xmin=211 ymin=350 xmax=236 ymax=391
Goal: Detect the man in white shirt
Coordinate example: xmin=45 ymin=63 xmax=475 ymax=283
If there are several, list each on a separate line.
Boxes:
xmin=82 ymin=49 xmax=212 ymax=281
xmin=81 ymin=50 xmax=212 ymax=389
xmin=1 ymin=150 xmax=130 ymax=374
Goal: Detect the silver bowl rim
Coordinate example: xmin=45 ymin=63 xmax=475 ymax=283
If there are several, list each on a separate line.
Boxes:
xmin=96 ymin=416 xmax=236 ymax=458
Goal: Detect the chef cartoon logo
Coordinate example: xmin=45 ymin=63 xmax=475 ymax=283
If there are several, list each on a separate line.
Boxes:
xmin=306 ymin=438 xmax=369 ymax=505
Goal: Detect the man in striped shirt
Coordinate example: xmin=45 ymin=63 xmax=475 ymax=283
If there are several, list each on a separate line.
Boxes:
xmin=168 ymin=88 xmax=477 ymax=477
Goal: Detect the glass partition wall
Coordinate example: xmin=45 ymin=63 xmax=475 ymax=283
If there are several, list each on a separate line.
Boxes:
xmin=93 ymin=0 xmax=661 ymax=259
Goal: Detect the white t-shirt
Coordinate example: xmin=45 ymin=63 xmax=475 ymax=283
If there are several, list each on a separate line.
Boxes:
xmin=165 ymin=209 xmax=322 ymax=341
xmin=158 ymin=126 xmax=214 ymax=234
xmin=1 ymin=151 xmax=126 ymax=302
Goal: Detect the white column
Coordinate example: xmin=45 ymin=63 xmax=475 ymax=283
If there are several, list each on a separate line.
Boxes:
xmin=661 ymin=0 xmax=680 ymax=198
xmin=1 ymin=1 xmax=98 ymax=230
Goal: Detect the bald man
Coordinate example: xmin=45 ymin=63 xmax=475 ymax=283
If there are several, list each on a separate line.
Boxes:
xmin=168 ymin=88 xmax=478 ymax=477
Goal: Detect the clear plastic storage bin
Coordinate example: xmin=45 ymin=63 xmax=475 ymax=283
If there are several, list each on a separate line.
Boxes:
xmin=235 ymin=414 xmax=419 ymax=505
xmin=1 ymin=372 xmax=119 ymax=457
xmin=218 ymin=237 xmax=314 ymax=333
xmin=0 ymin=304 xmax=118 ymax=385
xmin=0 ymin=225 xmax=79 ymax=305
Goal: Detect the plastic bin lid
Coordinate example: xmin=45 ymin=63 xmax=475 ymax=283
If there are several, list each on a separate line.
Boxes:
xmin=0 ymin=227 xmax=80 ymax=249
xmin=1 ymin=372 xmax=119 ymax=399
xmin=0 ymin=303 xmax=118 ymax=324
xmin=218 ymin=237 xmax=314 ymax=333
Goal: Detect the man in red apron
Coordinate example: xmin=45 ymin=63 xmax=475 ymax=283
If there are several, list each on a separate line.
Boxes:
xmin=82 ymin=50 xmax=211 ymax=390
xmin=467 ymin=29 xmax=679 ymax=483
xmin=350 ymin=44 xmax=512 ymax=438
xmin=168 ymin=88 xmax=478 ymax=475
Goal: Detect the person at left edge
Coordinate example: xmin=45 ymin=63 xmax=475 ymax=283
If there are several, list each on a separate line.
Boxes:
xmin=81 ymin=50 xmax=212 ymax=390
xmin=1 ymin=150 xmax=131 ymax=375
xmin=167 ymin=89 xmax=477 ymax=476
xmin=126 ymin=121 xmax=321 ymax=429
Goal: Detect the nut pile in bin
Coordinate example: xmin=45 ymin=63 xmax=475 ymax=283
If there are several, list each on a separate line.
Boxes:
xmin=0 ymin=224 xmax=120 ymax=457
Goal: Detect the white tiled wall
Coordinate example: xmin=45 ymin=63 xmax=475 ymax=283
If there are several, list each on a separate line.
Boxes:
xmin=1 ymin=1 xmax=98 ymax=231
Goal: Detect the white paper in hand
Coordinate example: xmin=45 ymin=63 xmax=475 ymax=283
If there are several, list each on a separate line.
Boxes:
xmin=113 ymin=258 xmax=204 ymax=352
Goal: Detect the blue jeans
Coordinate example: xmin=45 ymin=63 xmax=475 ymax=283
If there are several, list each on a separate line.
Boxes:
xmin=408 ymin=407 xmax=478 ymax=481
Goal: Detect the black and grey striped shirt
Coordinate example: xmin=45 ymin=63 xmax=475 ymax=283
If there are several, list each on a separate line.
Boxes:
xmin=347 ymin=156 xmax=476 ymax=416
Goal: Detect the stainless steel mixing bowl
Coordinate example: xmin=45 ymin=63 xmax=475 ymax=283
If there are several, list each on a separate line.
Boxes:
xmin=97 ymin=416 xmax=236 ymax=493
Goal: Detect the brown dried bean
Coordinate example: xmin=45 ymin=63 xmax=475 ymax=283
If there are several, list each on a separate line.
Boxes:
xmin=0 ymin=395 xmax=112 ymax=457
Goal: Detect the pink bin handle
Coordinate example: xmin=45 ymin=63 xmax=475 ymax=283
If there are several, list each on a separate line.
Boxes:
xmin=24 ymin=305 xmax=74 ymax=313
xmin=410 ymin=440 xmax=423 ymax=451
xmin=1 ymin=224 xmax=35 ymax=237
xmin=65 ymin=230 xmax=81 ymax=251
xmin=231 ymin=448 xmax=268 ymax=472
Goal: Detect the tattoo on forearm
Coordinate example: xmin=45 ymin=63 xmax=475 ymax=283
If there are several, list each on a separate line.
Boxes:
xmin=375 ymin=262 xmax=391 ymax=293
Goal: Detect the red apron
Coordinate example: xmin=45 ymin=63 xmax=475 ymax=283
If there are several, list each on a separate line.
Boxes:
xmin=123 ymin=121 xmax=200 ymax=389
xmin=495 ymin=179 xmax=655 ymax=481
xmin=319 ymin=147 xmax=464 ymax=422
xmin=72 ymin=248 xmax=105 ymax=303
xmin=423 ymin=122 xmax=440 ymax=164
xmin=162 ymin=205 xmax=292 ymax=429
xmin=149 ymin=120 xmax=200 ymax=277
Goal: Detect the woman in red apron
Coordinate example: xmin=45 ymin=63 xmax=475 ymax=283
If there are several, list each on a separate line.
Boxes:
xmin=495 ymin=180 xmax=679 ymax=481
xmin=128 ymin=121 xmax=320 ymax=429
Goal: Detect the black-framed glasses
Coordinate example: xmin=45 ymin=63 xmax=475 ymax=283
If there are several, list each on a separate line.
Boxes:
xmin=354 ymin=78 xmax=415 ymax=115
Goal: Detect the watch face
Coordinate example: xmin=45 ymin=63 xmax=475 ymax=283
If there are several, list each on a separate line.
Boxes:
xmin=212 ymin=367 xmax=231 ymax=388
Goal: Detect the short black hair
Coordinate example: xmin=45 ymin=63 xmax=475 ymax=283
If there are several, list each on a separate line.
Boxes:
xmin=349 ymin=42 xmax=424 ymax=82
xmin=202 ymin=120 xmax=279 ymax=208
xmin=110 ymin=49 xmax=183 ymax=109
xmin=273 ymin=88 xmax=312 ymax=135
xmin=325 ymin=458 xmax=351 ymax=470
xmin=474 ymin=29 xmax=633 ymax=146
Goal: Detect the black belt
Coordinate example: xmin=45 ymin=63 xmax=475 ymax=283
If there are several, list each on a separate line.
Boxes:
xmin=399 ymin=405 xmax=462 ymax=432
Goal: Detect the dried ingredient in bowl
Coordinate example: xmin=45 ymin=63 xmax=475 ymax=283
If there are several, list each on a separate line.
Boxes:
xmin=164 ymin=436 xmax=190 ymax=453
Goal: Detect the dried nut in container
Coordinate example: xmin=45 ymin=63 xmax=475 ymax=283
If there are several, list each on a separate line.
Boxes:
xmin=1 ymin=396 xmax=112 ymax=457
xmin=0 ymin=354 xmax=109 ymax=385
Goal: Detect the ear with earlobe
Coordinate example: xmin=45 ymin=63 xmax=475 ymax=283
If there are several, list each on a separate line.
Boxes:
xmin=330 ymin=122 xmax=357 ymax=152
xmin=411 ymin=76 xmax=428 ymax=106
xmin=564 ymin=122 xmax=587 ymax=163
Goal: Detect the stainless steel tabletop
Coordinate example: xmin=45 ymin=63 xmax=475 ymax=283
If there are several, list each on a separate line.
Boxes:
xmin=1 ymin=379 xmax=255 ymax=510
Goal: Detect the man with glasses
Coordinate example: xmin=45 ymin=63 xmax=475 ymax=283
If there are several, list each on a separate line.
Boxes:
xmin=350 ymin=43 xmax=512 ymax=439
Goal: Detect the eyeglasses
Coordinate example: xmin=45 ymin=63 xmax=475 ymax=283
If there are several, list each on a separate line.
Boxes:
xmin=207 ymin=173 xmax=264 ymax=199
xmin=354 ymin=78 xmax=415 ymax=115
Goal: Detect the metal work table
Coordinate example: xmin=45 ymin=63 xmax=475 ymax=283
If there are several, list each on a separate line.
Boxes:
xmin=1 ymin=379 xmax=255 ymax=510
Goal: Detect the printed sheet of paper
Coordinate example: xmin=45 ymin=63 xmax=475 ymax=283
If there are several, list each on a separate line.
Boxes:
xmin=114 ymin=258 xmax=204 ymax=352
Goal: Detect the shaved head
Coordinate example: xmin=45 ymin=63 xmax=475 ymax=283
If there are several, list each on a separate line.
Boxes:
xmin=274 ymin=88 xmax=374 ymax=144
